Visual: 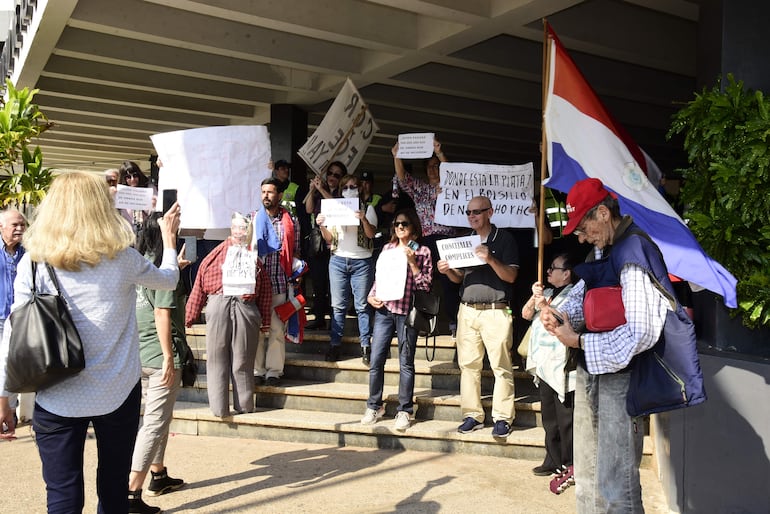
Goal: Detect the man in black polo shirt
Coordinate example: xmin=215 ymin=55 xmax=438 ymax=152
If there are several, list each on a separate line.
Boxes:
xmin=437 ymin=196 xmax=519 ymax=438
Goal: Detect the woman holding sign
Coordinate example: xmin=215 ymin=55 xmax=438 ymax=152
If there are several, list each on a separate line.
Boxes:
xmin=315 ymin=174 xmax=378 ymax=364
xmin=363 ymin=209 xmax=432 ymax=431
xmin=184 ymin=213 xmax=272 ymax=418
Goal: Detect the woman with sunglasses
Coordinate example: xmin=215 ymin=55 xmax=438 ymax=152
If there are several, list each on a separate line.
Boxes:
xmin=118 ymin=160 xmax=156 ymax=238
xmin=315 ymin=174 xmax=377 ymax=363
xmin=302 ymin=161 xmax=346 ymax=330
xmin=521 ymin=252 xmax=579 ymax=490
xmin=363 ymin=209 xmax=432 ymax=431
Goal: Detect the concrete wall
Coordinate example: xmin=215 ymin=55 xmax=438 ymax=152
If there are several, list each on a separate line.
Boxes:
xmin=654 ymin=353 xmax=770 ymax=513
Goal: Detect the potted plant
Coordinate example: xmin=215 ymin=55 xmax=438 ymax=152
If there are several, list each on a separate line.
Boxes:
xmin=0 ymin=79 xmax=53 ymax=212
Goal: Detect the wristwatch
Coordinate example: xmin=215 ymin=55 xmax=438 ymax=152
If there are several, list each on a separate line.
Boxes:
xmin=578 ymin=334 xmax=584 ymax=350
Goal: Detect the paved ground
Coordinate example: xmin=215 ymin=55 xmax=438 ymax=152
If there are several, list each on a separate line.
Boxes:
xmin=3 ymin=424 xmax=670 ymax=513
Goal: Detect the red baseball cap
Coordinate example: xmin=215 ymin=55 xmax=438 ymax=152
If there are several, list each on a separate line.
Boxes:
xmin=563 ymin=178 xmax=617 ymax=235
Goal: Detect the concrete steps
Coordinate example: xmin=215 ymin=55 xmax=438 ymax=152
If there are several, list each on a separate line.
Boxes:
xmin=177 ymin=323 xmax=652 ymax=464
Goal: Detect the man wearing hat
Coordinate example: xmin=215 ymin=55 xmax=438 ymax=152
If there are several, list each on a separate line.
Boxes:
xmin=358 ymin=170 xmax=381 ymax=210
xmin=541 ymin=178 xmax=671 ymax=512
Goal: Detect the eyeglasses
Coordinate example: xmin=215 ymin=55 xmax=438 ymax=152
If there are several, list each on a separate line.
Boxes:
xmin=547 ymin=266 xmax=568 ymax=272
xmin=327 ymin=172 xmax=343 ymax=179
xmin=342 ymin=185 xmax=358 ymax=191
xmin=393 ymin=220 xmax=411 ymax=228
xmin=465 ymin=207 xmax=491 ymax=216
xmin=106 ymin=179 xmax=117 ymax=186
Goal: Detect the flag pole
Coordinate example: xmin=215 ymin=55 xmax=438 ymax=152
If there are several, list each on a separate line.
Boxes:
xmin=538 ymin=19 xmax=552 ymax=285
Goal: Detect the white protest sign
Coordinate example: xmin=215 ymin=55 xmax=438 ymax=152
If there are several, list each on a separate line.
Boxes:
xmin=321 ymin=197 xmax=359 ymax=226
xmin=437 ymin=235 xmax=484 ymax=268
xmin=151 ymin=126 xmax=272 ymax=230
xmin=435 ymin=162 xmax=535 ymax=229
xmin=397 ymin=133 xmax=435 ymax=159
xmin=114 ymin=184 xmax=154 ymax=210
xmin=221 ymin=245 xmax=257 ymax=296
xmin=298 ymin=78 xmax=379 ymax=175
xmin=374 ymin=247 xmax=407 ymax=301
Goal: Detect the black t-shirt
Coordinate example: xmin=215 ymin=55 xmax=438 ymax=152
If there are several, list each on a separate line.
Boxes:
xmin=460 ymin=225 xmax=519 ymax=303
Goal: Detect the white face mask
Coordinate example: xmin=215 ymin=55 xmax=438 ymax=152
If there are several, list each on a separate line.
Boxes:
xmin=341 ymin=189 xmax=358 ymax=199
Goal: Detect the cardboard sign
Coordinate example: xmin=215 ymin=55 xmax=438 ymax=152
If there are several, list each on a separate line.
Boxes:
xmin=435 ymin=162 xmax=535 ymax=229
xmin=437 ymin=235 xmax=484 ymax=268
xmin=396 ymin=133 xmax=435 ymax=159
xmin=114 ymin=184 xmax=154 ymax=210
xmin=321 ymin=197 xmax=359 ymax=226
xmin=151 ymin=126 xmax=272 ymax=230
xmin=297 ymin=78 xmax=379 ymax=175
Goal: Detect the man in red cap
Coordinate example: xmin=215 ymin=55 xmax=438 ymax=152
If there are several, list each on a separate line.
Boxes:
xmin=540 ymin=178 xmax=671 ymax=512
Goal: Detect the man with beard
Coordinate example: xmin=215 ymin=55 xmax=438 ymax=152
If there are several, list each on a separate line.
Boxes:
xmin=255 ymin=178 xmax=301 ymax=386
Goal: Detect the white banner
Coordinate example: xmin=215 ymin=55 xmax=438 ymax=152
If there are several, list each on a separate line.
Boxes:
xmin=297 ymin=78 xmax=379 ymax=175
xmin=397 ymin=133 xmax=435 ymax=159
xmin=435 ymin=162 xmax=535 ymax=229
xmin=114 ymin=184 xmax=154 ymax=210
xmin=151 ymin=126 xmax=272 ymax=230
xmin=321 ymin=197 xmax=359 ymax=226
xmin=374 ymin=247 xmax=407 ymax=302
xmin=436 ymin=235 xmax=484 ymax=268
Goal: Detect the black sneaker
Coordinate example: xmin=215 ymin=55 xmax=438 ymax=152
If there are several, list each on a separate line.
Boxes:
xmin=491 ymin=420 xmax=513 ymax=438
xmin=128 ymin=490 xmax=161 ymax=514
xmin=325 ymin=345 xmax=341 ymax=362
xmin=361 ymin=346 xmax=371 ymax=366
xmin=457 ymin=417 xmax=483 ymax=434
xmin=532 ymin=463 xmax=557 ymax=476
xmin=265 ymin=376 xmax=280 ymax=387
xmin=147 ymin=467 xmax=184 ymax=496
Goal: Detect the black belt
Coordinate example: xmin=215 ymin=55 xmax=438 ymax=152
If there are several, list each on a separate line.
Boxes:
xmin=462 ymin=302 xmax=508 ymax=310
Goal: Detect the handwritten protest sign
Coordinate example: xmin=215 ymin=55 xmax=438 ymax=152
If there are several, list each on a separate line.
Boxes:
xmin=114 ymin=184 xmax=154 ymax=211
xmin=321 ymin=197 xmax=359 ymax=226
xmin=435 ymin=162 xmax=535 ymax=229
xmin=298 ymin=78 xmax=379 ymax=175
xmin=222 ymin=246 xmax=257 ymax=296
xmin=374 ymin=247 xmax=407 ymax=301
xmin=151 ymin=126 xmax=271 ymax=231
xmin=437 ymin=235 xmax=484 ymax=268
xmin=397 ymin=133 xmax=435 ymax=159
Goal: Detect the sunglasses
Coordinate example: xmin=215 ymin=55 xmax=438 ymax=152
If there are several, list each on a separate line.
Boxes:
xmin=393 ymin=220 xmax=411 ymax=228
xmin=126 ymin=172 xmax=140 ymax=179
xmin=548 ymin=266 xmax=568 ymax=272
xmin=465 ymin=207 xmax=491 ymax=216
xmin=327 ymin=172 xmax=343 ymax=179
xmin=342 ymin=185 xmax=358 ymax=191
xmin=106 ymin=179 xmax=117 ymax=186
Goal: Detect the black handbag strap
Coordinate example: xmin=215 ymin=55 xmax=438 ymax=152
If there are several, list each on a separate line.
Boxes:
xmin=424 ymin=334 xmax=436 ymax=362
xmin=30 ymin=261 xmax=64 ymax=298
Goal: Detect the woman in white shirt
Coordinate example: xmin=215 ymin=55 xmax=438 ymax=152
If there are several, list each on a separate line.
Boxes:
xmin=316 ymin=173 xmax=377 ymax=364
xmin=0 ymin=172 xmax=180 ymax=514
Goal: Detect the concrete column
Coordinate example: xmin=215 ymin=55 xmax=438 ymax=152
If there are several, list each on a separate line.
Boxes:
xmin=269 ymin=104 xmax=310 ymax=238
xmin=698 ymin=0 xmax=770 ymax=92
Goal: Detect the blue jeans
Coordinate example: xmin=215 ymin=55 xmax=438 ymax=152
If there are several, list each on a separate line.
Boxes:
xmin=574 ymin=364 xmax=644 ymax=513
xmin=329 ymin=255 xmax=373 ymax=347
xmin=33 ymin=382 xmax=141 ymax=514
xmin=367 ymin=308 xmax=417 ymax=414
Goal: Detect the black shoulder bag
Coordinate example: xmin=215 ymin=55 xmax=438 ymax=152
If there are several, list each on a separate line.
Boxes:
xmin=406 ymin=289 xmax=440 ymax=361
xmin=5 ymin=261 xmax=85 ymax=393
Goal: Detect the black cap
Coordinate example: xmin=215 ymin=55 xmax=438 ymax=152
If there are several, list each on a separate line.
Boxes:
xmin=359 ymin=170 xmax=374 ymax=182
xmin=275 ymin=159 xmax=291 ymax=169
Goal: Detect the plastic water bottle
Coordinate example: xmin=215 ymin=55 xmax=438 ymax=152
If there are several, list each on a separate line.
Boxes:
xmin=392 ymin=175 xmax=399 ymax=198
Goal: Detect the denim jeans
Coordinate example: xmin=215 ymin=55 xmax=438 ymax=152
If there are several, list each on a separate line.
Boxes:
xmin=367 ymin=308 xmax=417 ymax=414
xmin=574 ymin=364 xmax=644 ymax=513
xmin=33 ymin=382 xmax=141 ymax=514
xmin=329 ymin=254 xmax=373 ymax=347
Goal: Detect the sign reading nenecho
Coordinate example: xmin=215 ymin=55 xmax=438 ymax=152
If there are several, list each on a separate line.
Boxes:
xmin=298 ymin=79 xmax=379 ymax=175
xmin=435 ymin=162 xmax=535 ymax=228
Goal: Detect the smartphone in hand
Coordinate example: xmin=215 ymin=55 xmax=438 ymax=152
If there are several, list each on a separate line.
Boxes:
xmin=407 ymin=240 xmax=419 ymax=251
xmin=162 ymin=189 xmax=178 ymax=214
xmin=552 ymin=311 xmax=565 ymax=325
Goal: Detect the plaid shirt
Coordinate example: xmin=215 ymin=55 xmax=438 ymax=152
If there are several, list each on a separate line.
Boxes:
xmin=185 ymin=238 xmax=272 ymax=330
xmin=369 ymin=243 xmax=432 ymax=315
xmin=262 ymin=207 xmax=301 ymax=295
xmin=397 ymin=173 xmax=455 ymax=237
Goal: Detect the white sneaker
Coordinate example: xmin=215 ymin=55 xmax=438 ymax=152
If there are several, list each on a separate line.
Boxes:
xmin=394 ymin=411 xmax=411 ymax=431
xmin=361 ymin=406 xmax=385 ymax=425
